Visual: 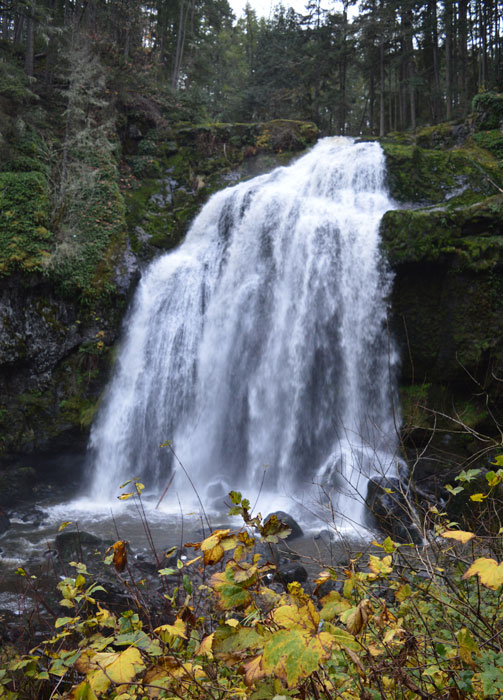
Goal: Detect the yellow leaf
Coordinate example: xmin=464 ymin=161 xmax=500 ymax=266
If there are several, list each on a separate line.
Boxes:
xmin=67 ymin=680 xmax=99 ymax=700
xmin=154 ymin=618 xmax=187 ymax=643
xmin=463 ymin=557 xmax=503 ymax=589
xmin=243 ymin=655 xmax=266 ymax=686
xmin=343 ymin=599 xmax=372 ymax=636
xmin=261 ymin=628 xmax=332 ymax=687
xmin=195 ymin=633 xmax=214 ymax=657
xmin=58 ymin=521 xmax=73 ymax=532
xmin=469 ymin=493 xmax=486 ymax=502
xmin=441 ymin=530 xmax=476 ymax=544
xmin=368 ymin=555 xmax=393 ymax=577
xmin=272 ymin=601 xmax=319 ymax=632
xmin=78 ymin=647 xmax=145 ymax=694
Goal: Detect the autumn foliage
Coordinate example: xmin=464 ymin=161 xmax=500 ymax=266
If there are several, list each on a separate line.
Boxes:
xmin=3 ymin=484 xmax=503 ymax=699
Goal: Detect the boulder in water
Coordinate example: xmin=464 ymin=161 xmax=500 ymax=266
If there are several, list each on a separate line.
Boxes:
xmin=55 ymin=530 xmax=103 ymax=562
xmin=264 ymin=511 xmax=303 ymax=541
xmin=276 ymin=563 xmax=308 ymax=585
xmin=365 ymin=476 xmax=422 ymax=544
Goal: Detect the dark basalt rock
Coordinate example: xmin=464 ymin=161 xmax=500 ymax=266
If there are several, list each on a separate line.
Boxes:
xmin=0 ymin=509 xmax=10 ymax=535
xmin=264 ymin=510 xmax=304 ymax=541
xmin=365 ymin=476 xmax=422 ymax=544
xmin=55 ymin=530 xmax=103 ymax=562
xmin=276 ymin=563 xmax=308 ymax=585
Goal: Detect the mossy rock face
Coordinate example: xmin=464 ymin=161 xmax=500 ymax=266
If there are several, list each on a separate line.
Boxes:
xmin=381 ymin=195 xmax=503 ymax=269
xmin=0 ymin=278 xmax=122 ymax=455
xmin=125 ymin=119 xmax=319 ymax=257
xmin=415 ymin=122 xmax=469 ymax=150
xmin=472 ymin=91 xmax=503 ymax=131
xmin=381 ymin=141 xmax=500 ymax=204
xmin=389 ymin=260 xmax=503 ymax=390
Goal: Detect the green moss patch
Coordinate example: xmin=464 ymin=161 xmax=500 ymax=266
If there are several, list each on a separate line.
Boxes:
xmin=472 ymin=91 xmax=503 ymax=130
xmin=381 ymin=195 xmax=503 ymax=269
xmin=0 ymin=171 xmax=53 ymax=275
xmin=381 ymin=141 xmax=500 ymax=204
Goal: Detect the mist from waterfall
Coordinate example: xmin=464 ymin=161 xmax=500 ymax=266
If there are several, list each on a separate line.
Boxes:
xmin=88 ymin=137 xmax=398 ymax=525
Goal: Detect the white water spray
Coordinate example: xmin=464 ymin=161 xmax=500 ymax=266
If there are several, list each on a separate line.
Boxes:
xmin=89 ymin=137 xmax=398 ymax=522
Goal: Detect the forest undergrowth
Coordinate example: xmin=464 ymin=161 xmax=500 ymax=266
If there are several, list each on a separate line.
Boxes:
xmin=2 ymin=467 xmax=503 ymax=700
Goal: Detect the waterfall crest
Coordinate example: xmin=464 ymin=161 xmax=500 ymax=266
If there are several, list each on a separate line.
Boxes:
xmin=89 ymin=137 xmax=398 ymax=519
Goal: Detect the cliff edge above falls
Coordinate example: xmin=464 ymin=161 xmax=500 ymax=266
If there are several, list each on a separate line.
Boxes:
xmin=0 ymin=100 xmax=318 ymax=470
xmin=379 ymin=93 xmax=503 ymax=489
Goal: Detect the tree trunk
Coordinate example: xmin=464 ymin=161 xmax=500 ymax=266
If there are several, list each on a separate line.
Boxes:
xmin=379 ymin=37 xmax=385 ymax=137
xmin=445 ymin=0 xmax=452 ymax=120
xmin=24 ymin=11 xmax=35 ymax=77
xmin=458 ymin=0 xmax=468 ymax=114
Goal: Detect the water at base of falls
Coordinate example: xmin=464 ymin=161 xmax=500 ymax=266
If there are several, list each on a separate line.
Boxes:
xmin=87 ymin=137 xmax=399 ymax=531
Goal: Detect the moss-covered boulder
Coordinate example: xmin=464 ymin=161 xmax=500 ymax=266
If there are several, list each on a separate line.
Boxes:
xmin=381 ymin=140 xmax=501 ymax=205
xmin=382 ymin=195 xmax=503 ymax=268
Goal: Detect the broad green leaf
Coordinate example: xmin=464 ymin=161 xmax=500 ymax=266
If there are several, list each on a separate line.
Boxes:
xmin=213 ymin=624 xmax=265 ymax=654
xmin=455 ymin=469 xmax=481 ymax=483
xmin=456 ymin=627 xmax=478 ymax=667
xmin=319 ymin=591 xmax=352 ymax=621
xmin=382 ymin=537 xmax=397 ymax=554
xmin=114 ymin=630 xmax=162 ymax=655
xmin=68 ymin=680 xmax=99 ymax=700
xmin=445 ymin=484 xmax=464 ymax=495
xmin=486 ymin=471 xmax=500 ymax=487
xmin=323 ymin=622 xmax=362 ymax=651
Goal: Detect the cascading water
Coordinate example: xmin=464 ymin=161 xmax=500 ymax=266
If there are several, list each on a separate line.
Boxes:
xmin=89 ymin=137 xmax=398 ymax=525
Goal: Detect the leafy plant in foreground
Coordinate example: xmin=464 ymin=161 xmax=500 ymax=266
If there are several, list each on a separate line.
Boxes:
xmin=3 ymin=490 xmax=503 ymax=699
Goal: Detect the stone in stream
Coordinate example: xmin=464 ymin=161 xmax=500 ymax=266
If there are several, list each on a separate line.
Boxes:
xmin=263 ymin=511 xmax=303 ymax=541
xmin=275 ymin=563 xmax=308 ymax=585
xmin=365 ymin=476 xmax=422 ymax=544
xmin=55 ymin=530 xmax=103 ymax=562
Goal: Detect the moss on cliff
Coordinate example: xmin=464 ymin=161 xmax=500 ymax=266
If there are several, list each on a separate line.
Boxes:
xmin=381 ymin=195 xmax=503 ymax=269
xmin=0 ymin=171 xmax=53 ymax=275
xmin=125 ymin=119 xmax=318 ymax=256
xmin=381 ymin=141 xmax=500 ymax=204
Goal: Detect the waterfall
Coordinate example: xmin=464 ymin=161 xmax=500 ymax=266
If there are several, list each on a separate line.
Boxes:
xmin=89 ymin=137 xmax=398 ymax=521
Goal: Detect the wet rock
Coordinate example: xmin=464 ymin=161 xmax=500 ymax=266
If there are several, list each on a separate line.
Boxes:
xmin=264 ymin=511 xmax=303 ymax=541
xmin=314 ymin=529 xmax=334 ymax=545
xmin=0 ymin=467 xmax=37 ymax=509
xmin=133 ymin=554 xmax=158 ymax=577
xmin=275 ymin=563 xmax=308 ymax=585
xmin=164 ymin=546 xmax=189 ymax=568
xmin=365 ymin=476 xmax=422 ymax=544
xmin=0 ymin=509 xmax=10 ymax=535
xmin=205 ymin=476 xmax=230 ymax=511
xmin=12 ymin=505 xmax=47 ymax=527
xmin=316 ymin=579 xmax=344 ymax=598
xmin=55 ymin=530 xmax=103 ymax=562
